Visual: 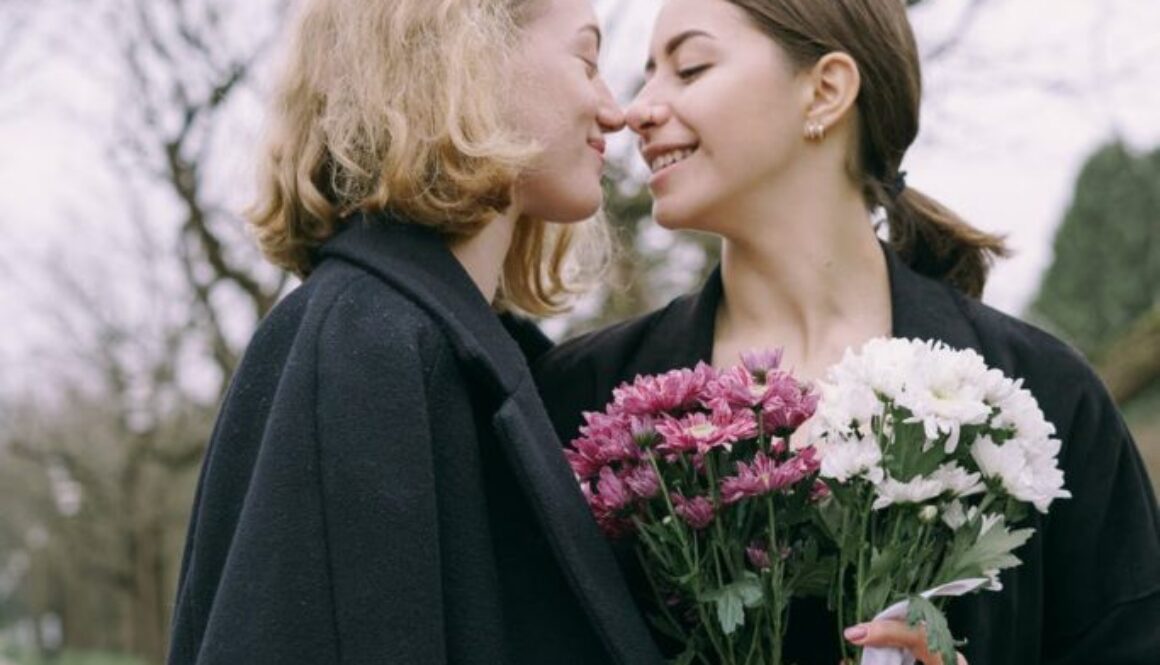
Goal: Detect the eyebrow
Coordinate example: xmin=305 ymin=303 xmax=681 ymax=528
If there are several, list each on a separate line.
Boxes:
xmin=644 ymin=29 xmax=714 ymax=75
xmin=579 ymin=24 xmax=602 ymax=50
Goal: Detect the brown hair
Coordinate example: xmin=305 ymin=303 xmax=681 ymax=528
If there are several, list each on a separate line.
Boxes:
xmin=247 ymin=0 xmax=588 ymax=314
xmin=728 ymin=0 xmax=1007 ymax=298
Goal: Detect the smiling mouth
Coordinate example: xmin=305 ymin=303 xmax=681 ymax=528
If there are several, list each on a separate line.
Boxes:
xmin=649 ymin=146 xmax=698 ymax=173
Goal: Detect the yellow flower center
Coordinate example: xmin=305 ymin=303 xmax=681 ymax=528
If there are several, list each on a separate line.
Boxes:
xmin=689 ymin=423 xmax=717 ymax=438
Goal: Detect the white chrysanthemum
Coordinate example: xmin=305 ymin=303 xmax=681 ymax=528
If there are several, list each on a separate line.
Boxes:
xmin=941 ymin=499 xmax=974 ymax=530
xmin=980 ymin=512 xmax=1003 ymax=534
xmin=971 ymin=435 xmax=1071 ymax=512
xmin=894 ymin=344 xmax=992 ymax=453
xmin=991 ymin=384 xmax=1057 ymax=443
xmin=931 ymin=462 xmax=985 ymax=497
xmin=825 ymin=338 xmax=917 ymax=403
xmin=810 ymin=380 xmax=882 ymax=441
xmin=817 ymin=436 xmax=884 ymax=485
xmin=872 ymin=474 xmax=945 ymax=510
xmin=815 ymin=336 xmax=1069 ymax=514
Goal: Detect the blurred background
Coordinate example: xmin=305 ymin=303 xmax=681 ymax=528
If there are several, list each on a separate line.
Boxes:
xmin=0 ymin=0 xmax=1157 ymax=663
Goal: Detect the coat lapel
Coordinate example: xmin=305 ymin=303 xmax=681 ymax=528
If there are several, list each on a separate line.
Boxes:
xmin=318 ymin=214 xmax=663 ymax=664
xmin=626 ymin=244 xmax=987 ymax=371
xmin=883 ymin=245 xmax=985 ymax=353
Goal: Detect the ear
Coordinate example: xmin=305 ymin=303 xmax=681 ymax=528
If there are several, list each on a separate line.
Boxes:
xmin=804 ymin=52 xmax=860 ymax=132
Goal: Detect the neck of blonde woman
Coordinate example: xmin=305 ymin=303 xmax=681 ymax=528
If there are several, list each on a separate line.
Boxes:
xmin=449 ymin=209 xmax=519 ymax=305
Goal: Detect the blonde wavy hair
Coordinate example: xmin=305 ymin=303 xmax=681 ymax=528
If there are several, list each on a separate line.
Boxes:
xmin=248 ymin=0 xmax=600 ymax=314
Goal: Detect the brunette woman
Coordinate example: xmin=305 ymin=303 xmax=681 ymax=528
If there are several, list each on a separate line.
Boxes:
xmin=534 ymin=1 xmax=1160 ymax=663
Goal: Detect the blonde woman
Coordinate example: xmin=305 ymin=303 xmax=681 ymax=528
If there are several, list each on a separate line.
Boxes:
xmin=167 ymin=1 xmax=665 ymax=663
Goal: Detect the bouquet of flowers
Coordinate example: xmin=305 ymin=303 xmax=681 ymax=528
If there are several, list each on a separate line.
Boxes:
xmin=809 ymin=338 xmax=1071 ymax=664
xmin=567 ymin=351 xmax=826 ymax=665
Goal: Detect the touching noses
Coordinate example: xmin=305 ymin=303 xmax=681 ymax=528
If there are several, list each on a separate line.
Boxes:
xmin=595 ymin=78 xmax=626 ymax=134
xmin=625 ymin=91 xmax=670 ymax=137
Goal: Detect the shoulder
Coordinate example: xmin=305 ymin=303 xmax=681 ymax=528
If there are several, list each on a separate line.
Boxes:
xmin=253 ymin=260 xmax=452 ymax=379
xmin=534 ymin=295 xmax=689 ymax=390
xmin=532 ymin=295 xmax=692 ymax=441
xmin=955 ymin=295 xmax=1098 ymax=394
xmin=951 ymin=294 xmax=1121 ymax=444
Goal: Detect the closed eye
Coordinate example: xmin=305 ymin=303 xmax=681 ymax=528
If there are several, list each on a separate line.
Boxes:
xmin=677 ymin=64 xmax=710 ymax=81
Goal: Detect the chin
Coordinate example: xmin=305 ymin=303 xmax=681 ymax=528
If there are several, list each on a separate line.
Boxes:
xmin=540 ymin=190 xmax=604 ymax=222
xmin=651 ymin=197 xmax=702 ymax=232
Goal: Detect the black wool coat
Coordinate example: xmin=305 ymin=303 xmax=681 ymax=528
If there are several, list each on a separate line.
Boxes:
xmin=533 ymin=247 xmax=1160 ymax=665
xmin=168 ymin=217 xmax=664 ymax=665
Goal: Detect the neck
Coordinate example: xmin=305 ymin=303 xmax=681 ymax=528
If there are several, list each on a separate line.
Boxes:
xmin=449 ymin=208 xmax=519 ymax=304
xmin=712 ymin=176 xmax=891 ymax=376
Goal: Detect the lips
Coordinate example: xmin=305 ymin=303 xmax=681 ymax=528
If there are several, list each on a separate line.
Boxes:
xmin=587 ymin=138 xmax=607 ymax=156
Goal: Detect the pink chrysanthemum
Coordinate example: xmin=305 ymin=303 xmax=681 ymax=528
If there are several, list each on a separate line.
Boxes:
xmin=809 ymin=479 xmax=832 ymax=503
xmin=705 ymin=365 xmax=774 ymax=411
xmin=566 ymin=411 xmax=640 ymax=478
xmin=580 ymin=480 xmax=633 ymax=538
xmin=746 ymin=541 xmax=772 ymax=570
xmin=759 ymin=382 xmax=819 ymax=437
xmin=610 ymin=363 xmax=717 ymax=417
xmin=579 ymin=411 xmax=638 ymax=460
xmin=623 ymin=463 xmax=661 ymax=499
xmin=655 ymin=409 xmax=757 ymax=458
xmin=596 ymin=466 xmax=632 ymax=511
xmin=741 ymin=348 xmax=784 ymax=382
xmin=720 ymin=449 xmax=821 ymax=504
xmin=629 ymin=415 xmax=660 ymax=447
xmin=671 ymin=492 xmax=715 ymax=530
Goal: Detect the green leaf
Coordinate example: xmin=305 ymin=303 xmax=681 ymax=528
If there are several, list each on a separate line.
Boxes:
xmin=790 ymin=554 xmax=837 ymax=598
xmin=882 ymin=409 xmax=945 ymax=480
xmin=906 ymin=595 xmax=958 ymax=665
xmin=815 ymin=493 xmax=846 ymax=541
xmin=937 ymin=515 xmax=1034 ymax=585
xmin=700 ymin=575 xmax=764 ymax=635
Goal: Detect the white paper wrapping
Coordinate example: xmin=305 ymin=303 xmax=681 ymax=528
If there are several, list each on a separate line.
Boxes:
xmin=858 ymin=578 xmax=989 ymax=665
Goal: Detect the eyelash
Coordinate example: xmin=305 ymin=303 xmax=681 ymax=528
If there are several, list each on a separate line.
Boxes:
xmin=677 ymin=64 xmax=710 ymax=81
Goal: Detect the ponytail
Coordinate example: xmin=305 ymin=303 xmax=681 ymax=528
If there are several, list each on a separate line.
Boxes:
xmin=882 ymin=185 xmax=1008 ymax=299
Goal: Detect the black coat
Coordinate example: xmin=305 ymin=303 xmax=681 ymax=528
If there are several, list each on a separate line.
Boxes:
xmin=533 ymin=247 xmax=1160 ymax=665
xmin=168 ymin=217 xmax=664 ymax=665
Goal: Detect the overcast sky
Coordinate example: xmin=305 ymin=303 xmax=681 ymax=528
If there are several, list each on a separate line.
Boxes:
xmin=2 ymin=0 xmax=1159 ymax=378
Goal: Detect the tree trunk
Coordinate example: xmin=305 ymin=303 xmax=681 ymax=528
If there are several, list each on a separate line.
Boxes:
xmin=1095 ymin=306 xmax=1160 ymax=404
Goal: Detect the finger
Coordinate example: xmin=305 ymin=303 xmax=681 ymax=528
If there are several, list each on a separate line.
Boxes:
xmin=845 ymin=621 xmax=936 ymax=663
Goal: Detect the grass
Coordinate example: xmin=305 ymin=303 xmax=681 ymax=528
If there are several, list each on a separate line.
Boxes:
xmin=0 ymin=650 xmax=146 ymax=665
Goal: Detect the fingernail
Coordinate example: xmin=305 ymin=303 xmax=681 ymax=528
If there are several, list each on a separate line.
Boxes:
xmin=844 ymin=625 xmax=868 ymax=642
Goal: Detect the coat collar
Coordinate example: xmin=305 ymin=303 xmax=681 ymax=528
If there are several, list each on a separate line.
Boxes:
xmin=621 ymin=242 xmax=983 ymax=378
xmin=318 ymin=213 xmax=530 ymax=398
xmin=318 ymin=213 xmax=664 ymax=664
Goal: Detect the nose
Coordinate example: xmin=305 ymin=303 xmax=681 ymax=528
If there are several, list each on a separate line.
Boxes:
xmin=625 ymin=94 xmax=668 ymax=136
xmin=595 ymin=78 xmax=625 ymax=133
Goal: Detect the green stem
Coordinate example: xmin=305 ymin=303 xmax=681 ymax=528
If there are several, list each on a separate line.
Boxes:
xmin=646 ymin=455 xmax=730 ymax=664
xmin=836 ymin=508 xmax=852 ymax=664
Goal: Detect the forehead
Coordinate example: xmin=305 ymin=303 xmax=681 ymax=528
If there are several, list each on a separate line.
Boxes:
xmin=523 ymin=0 xmax=598 ymax=33
xmin=651 ymin=0 xmax=751 ymax=46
